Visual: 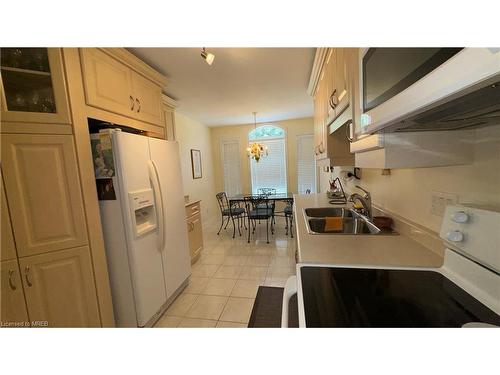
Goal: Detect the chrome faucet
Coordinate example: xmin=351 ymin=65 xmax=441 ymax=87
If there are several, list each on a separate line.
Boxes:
xmin=349 ymin=185 xmax=372 ymax=219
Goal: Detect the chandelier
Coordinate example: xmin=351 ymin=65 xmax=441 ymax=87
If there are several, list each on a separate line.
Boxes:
xmin=246 ymin=112 xmax=268 ymax=162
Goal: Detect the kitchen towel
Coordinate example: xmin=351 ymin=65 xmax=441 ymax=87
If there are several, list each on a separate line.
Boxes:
xmin=324 ymin=216 xmax=343 ymax=232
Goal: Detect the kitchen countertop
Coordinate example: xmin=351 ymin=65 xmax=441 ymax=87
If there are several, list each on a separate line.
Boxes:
xmin=294 ymin=193 xmax=443 ymax=268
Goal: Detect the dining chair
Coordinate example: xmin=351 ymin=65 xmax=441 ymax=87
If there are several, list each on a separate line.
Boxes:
xmin=215 ymin=192 xmax=246 ymax=238
xmin=244 ymin=196 xmax=275 ymax=244
xmin=273 ymin=198 xmax=294 ymax=238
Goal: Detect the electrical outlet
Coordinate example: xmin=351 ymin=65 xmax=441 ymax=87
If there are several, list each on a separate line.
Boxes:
xmin=431 ymin=191 xmax=459 ymax=216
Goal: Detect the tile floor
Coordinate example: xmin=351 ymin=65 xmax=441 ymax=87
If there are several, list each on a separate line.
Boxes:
xmin=155 ymin=217 xmax=296 ymax=328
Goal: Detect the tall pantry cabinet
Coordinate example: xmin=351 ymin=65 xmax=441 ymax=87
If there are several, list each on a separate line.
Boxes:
xmin=0 ymin=48 xmax=106 ymax=327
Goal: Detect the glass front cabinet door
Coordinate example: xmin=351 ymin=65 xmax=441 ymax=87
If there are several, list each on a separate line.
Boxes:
xmin=0 ymin=48 xmax=71 ymax=125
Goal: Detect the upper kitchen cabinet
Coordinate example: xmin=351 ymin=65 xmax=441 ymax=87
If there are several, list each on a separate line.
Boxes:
xmin=1 ymin=134 xmax=88 ymax=257
xmin=310 ymin=48 xmax=355 ymax=166
xmin=0 ymin=48 xmax=71 ymax=128
xmin=80 ymin=48 xmax=166 ymax=127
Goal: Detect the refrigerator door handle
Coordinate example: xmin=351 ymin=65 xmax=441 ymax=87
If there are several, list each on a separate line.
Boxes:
xmin=147 ymin=160 xmax=165 ymax=253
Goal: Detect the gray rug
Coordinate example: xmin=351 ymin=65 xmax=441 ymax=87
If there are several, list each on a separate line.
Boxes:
xmin=248 ymin=286 xmax=298 ymax=328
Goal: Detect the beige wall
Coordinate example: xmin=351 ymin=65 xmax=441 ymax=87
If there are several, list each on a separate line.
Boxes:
xmin=210 ymin=117 xmax=314 ymax=194
xmin=175 ymin=112 xmax=218 ymax=223
xmin=319 ymin=125 xmax=500 ymax=233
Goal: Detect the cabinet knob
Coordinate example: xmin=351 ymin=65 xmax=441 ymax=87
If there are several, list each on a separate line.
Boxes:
xmin=451 ymin=211 xmax=469 ymax=223
xmin=446 ymin=230 xmax=464 ymax=243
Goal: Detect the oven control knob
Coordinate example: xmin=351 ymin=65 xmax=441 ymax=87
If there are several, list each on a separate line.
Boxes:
xmin=447 ymin=230 xmax=464 ymax=242
xmin=451 ymin=211 xmax=469 ymax=223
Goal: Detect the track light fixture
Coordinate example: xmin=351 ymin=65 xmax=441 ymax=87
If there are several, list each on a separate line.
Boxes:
xmin=201 ymin=48 xmax=215 ymax=66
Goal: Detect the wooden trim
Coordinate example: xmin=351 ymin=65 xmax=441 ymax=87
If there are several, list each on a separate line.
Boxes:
xmin=85 ymin=105 xmax=165 ymax=137
xmin=61 ymin=48 xmax=115 ymax=327
xmin=101 ymin=48 xmax=168 ymax=88
xmin=161 ymin=94 xmax=177 ymax=108
xmin=1 ymin=121 xmax=73 ymax=134
xmin=307 ymin=48 xmax=330 ymax=97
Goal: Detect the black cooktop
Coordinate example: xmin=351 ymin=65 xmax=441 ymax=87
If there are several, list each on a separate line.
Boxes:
xmin=300 ymin=267 xmax=500 ymax=328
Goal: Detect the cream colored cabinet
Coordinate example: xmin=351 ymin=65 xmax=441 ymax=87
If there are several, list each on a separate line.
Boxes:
xmin=80 ymin=48 xmax=134 ymax=118
xmin=19 ymin=246 xmax=100 ymax=327
xmin=332 ymin=48 xmax=350 ymax=118
xmin=314 ymin=71 xmax=329 ymax=162
xmin=311 ymin=48 xmax=355 ymax=166
xmin=1 ymin=173 xmax=17 ymax=261
xmin=131 ymin=71 xmax=162 ymax=125
xmin=1 ymin=259 xmax=30 ymax=326
xmin=80 ymin=48 xmax=163 ymax=126
xmin=0 ymin=48 xmax=71 ymax=127
xmin=185 ymin=201 xmax=203 ymax=264
xmin=162 ymin=94 xmax=177 ymax=141
xmin=1 ymin=134 xmax=88 ymax=257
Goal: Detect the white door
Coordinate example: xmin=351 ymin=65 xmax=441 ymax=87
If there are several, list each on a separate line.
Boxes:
xmin=148 ymin=138 xmax=191 ymax=299
xmin=112 ymin=131 xmax=167 ymax=326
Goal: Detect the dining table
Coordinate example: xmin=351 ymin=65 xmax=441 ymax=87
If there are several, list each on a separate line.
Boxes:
xmin=227 ymin=192 xmax=295 ymax=203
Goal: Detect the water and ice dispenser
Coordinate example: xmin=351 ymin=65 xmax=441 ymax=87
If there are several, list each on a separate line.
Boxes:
xmin=128 ymin=189 xmax=157 ymax=237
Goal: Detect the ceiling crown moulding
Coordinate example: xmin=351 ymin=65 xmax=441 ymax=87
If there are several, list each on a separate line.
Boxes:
xmin=307 ymin=48 xmax=330 ymax=97
xmin=161 ymin=94 xmax=178 ymax=109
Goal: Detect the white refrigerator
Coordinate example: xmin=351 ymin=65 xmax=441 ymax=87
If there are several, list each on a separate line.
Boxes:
xmin=91 ymin=129 xmax=191 ymax=327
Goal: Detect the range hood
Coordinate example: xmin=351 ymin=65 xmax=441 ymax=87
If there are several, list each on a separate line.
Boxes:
xmin=379 ymin=75 xmax=500 ymax=133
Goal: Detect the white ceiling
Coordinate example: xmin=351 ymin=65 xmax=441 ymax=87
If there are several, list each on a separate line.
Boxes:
xmin=128 ymin=48 xmax=315 ymax=126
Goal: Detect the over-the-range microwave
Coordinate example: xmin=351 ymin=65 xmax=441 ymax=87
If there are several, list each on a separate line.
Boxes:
xmin=358 ymin=48 xmax=500 ymax=134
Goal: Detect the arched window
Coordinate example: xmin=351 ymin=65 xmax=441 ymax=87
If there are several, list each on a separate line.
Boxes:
xmin=249 ymin=125 xmax=287 ymax=194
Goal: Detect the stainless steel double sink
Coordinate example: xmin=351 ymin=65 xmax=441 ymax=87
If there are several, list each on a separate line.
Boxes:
xmin=303 ymin=207 xmax=397 ymax=235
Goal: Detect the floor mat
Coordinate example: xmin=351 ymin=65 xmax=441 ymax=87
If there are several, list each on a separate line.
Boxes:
xmin=248 ymin=286 xmax=298 ymax=328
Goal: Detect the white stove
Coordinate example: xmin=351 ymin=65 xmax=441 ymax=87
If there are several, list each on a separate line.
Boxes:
xmin=282 ymin=204 xmax=500 ymax=328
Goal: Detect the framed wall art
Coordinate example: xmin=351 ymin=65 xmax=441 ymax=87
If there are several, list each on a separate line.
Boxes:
xmin=191 ymin=149 xmax=202 ymax=179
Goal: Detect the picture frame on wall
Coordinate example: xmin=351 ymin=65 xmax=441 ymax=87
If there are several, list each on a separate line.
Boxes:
xmin=191 ymin=149 xmax=202 ymax=179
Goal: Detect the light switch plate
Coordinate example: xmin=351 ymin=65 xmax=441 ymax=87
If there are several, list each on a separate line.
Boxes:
xmin=431 ymin=191 xmax=459 ymax=216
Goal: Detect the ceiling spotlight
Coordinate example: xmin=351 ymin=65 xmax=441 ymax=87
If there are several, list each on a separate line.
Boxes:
xmin=201 ymin=48 xmax=215 ymax=66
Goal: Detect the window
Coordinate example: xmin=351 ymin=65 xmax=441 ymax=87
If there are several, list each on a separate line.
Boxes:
xmin=249 ymin=125 xmax=287 ymax=194
xmin=221 ymin=140 xmax=241 ymax=196
xmin=296 ymin=135 xmax=316 ymax=193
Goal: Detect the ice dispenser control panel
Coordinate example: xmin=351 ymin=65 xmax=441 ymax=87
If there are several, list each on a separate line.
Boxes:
xmin=128 ymin=189 xmax=157 ymax=237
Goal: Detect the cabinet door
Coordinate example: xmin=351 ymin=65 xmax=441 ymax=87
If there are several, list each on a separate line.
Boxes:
xmin=1 ymin=172 xmax=17 ymax=261
xmin=1 ymin=134 xmax=88 ymax=257
xmin=80 ymin=48 xmax=134 ymax=118
xmin=131 ymin=71 xmax=162 ymax=125
xmin=1 ymin=259 xmax=29 ymax=326
xmin=325 ymin=49 xmax=336 ymax=124
xmin=0 ymin=48 xmax=71 ymax=125
xmin=349 ymin=48 xmax=363 ymax=137
xmin=187 ymin=214 xmax=203 ymax=262
xmin=19 ymin=246 xmax=100 ymax=327
xmin=334 ymin=48 xmax=349 ymax=116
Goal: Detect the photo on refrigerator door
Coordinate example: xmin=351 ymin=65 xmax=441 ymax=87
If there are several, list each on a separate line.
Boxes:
xmin=91 ymin=133 xmax=115 ymax=178
xmin=95 ymin=178 xmax=116 ymax=200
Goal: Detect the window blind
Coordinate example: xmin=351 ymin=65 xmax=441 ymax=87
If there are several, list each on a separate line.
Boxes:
xmin=297 ymin=135 xmax=316 ymax=193
xmin=250 ymin=138 xmax=287 ymax=194
xmin=222 ymin=141 xmax=241 ymax=196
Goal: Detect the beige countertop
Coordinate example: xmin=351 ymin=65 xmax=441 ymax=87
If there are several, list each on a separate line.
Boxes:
xmin=294 ymin=193 xmax=443 ymax=268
